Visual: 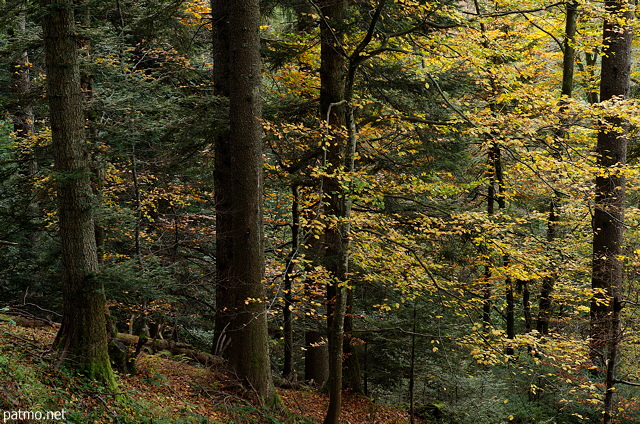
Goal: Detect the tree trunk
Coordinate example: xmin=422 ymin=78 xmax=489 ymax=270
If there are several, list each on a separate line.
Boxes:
xmin=302 ymin=230 xmax=330 ymax=385
xmin=283 ymin=184 xmax=300 ymax=380
xmin=41 ymin=0 xmax=115 ymax=388
xmin=343 ymin=288 xmax=363 ymax=393
xmin=318 ymin=0 xmax=347 ymax=421
xmin=589 ymin=0 xmax=632 ymax=421
xmin=305 ymin=329 xmax=329 ymax=385
xmin=520 ymin=280 xmax=532 ymax=332
xmin=537 ymin=202 xmax=557 ymax=335
xmin=211 ymin=0 xmax=232 ymax=355
xmin=408 ymin=304 xmax=417 ymax=424
xmin=537 ymin=2 xmax=576 ymax=336
xmin=211 ymin=0 xmax=278 ymax=406
xmin=590 ymin=0 xmax=632 ymax=366
xmin=9 ymin=13 xmax=35 ymax=144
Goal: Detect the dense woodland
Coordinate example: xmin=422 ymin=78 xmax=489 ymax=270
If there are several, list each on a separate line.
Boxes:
xmin=1 ymin=0 xmax=640 ymax=422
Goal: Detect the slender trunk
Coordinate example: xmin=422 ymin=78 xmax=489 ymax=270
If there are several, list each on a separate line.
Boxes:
xmin=131 ymin=145 xmax=143 ymax=264
xmin=561 ymin=2 xmax=577 ymax=99
xmin=319 ymin=0 xmax=346 ymax=421
xmin=283 ymin=184 xmax=300 ymax=380
xmin=409 ymin=304 xmax=417 ymax=424
xmin=9 ymin=12 xmax=39 ymax=245
xmin=537 ymin=2 xmax=577 ymax=335
xmin=41 ymin=0 xmax=115 ymax=388
xmin=537 ymin=202 xmax=557 ymax=335
xmin=9 ymin=14 xmax=35 ymax=143
xmin=521 ymin=280 xmax=531 ymax=332
xmin=505 ymin=274 xmax=515 ymax=355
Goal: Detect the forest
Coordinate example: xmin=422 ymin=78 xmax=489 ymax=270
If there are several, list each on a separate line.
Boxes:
xmin=0 ymin=0 xmax=639 ymax=422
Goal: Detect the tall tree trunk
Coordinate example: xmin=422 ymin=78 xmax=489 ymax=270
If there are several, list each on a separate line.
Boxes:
xmin=537 ymin=202 xmax=557 ymax=335
xmin=283 ymin=184 xmax=300 ymax=380
xmin=408 ymin=304 xmax=417 ymax=424
xmin=304 ymin=236 xmax=329 ymax=386
xmin=75 ymin=0 xmax=106 ymax=263
xmin=9 ymin=10 xmax=39 ymax=242
xmin=589 ymin=0 xmax=632 ymax=421
xmin=211 ymin=0 xmax=277 ymax=406
xmin=211 ymin=0 xmax=232 ymax=356
xmin=521 ymin=280 xmax=531 ymax=332
xmin=319 ymin=0 xmax=347 ymax=421
xmin=537 ymin=1 xmax=577 ymax=335
xmin=9 ymin=13 xmax=34 ymax=144
xmin=343 ymin=288 xmax=363 ymax=393
xmin=41 ymin=0 xmax=115 ymax=388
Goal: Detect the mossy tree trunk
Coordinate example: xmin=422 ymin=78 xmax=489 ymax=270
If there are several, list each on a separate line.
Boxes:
xmin=41 ymin=0 xmax=115 ymax=389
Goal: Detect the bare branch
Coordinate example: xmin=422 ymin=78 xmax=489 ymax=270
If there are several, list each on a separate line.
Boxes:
xmin=462 ymin=2 xmax=565 ymax=18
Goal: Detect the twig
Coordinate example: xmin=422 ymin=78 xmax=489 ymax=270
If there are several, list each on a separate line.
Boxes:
xmin=93 ymin=393 xmax=118 ymax=420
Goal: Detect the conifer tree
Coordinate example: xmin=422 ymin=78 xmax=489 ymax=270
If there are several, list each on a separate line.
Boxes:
xmin=41 ymin=0 xmax=115 ymax=388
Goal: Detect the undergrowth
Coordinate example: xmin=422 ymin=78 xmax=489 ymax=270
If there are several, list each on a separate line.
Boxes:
xmin=0 ymin=318 xmax=310 ymax=424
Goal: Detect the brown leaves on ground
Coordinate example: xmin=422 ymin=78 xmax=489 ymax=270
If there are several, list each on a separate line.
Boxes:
xmin=1 ymin=317 xmax=415 ymax=423
xmin=280 ymin=388 xmax=416 ymax=424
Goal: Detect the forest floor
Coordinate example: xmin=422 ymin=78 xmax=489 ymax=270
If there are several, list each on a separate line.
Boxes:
xmin=0 ymin=316 xmax=416 ymax=423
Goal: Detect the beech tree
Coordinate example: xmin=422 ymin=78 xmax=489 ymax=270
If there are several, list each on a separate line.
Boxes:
xmin=41 ymin=0 xmax=115 ymax=387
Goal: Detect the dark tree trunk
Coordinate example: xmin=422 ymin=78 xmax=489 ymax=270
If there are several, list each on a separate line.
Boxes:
xmin=521 ymin=280 xmax=531 ymax=332
xmin=589 ymin=1 xmax=632 ymax=421
xmin=283 ymin=184 xmax=300 ymax=380
xmin=590 ymin=0 xmax=632 ymax=366
xmin=303 ymin=234 xmax=330 ymax=386
xmin=318 ymin=0 xmax=347 ymax=422
xmin=9 ymin=11 xmax=39 ymax=244
xmin=408 ymin=304 xmax=417 ymax=424
xmin=505 ymin=275 xmax=515 ymax=355
xmin=41 ymin=0 xmax=115 ymax=388
xmin=212 ymin=0 xmax=232 ymax=355
xmin=343 ymin=288 xmax=363 ymax=393
xmin=537 ymin=202 xmax=557 ymax=335
xmin=9 ymin=14 xmax=34 ymax=144
xmin=211 ymin=0 xmax=277 ymax=406
xmin=537 ymin=3 xmax=576 ymax=336
xmin=305 ymin=329 xmax=329 ymax=385
xmin=482 ymin=143 xmax=500 ymax=328
xmin=561 ymin=2 xmax=577 ymax=99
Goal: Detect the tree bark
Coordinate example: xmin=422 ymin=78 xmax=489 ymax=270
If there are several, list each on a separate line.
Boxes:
xmin=537 ymin=2 xmax=576 ymax=336
xmin=211 ymin=0 xmax=278 ymax=406
xmin=537 ymin=202 xmax=557 ymax=335
xmin=319 ymin=0 xmax=347 ymax=418
xmin=41 ymin=0 xmax=115 ymax=388
xmin=589 ymin=1 xmax=632 ymax=421
xmin=590 ymin=0 xmax=632 ymax=366
xmin=305 ymin=329 xmax=329 ymax=385
xmin=283 ymin=184 xmax=300 ymax=380
xmin=343 ymin=288 xmax=363 ymax=393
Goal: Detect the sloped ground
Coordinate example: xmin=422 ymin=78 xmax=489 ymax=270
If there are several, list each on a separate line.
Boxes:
xmin=0 ymin=317 xmax=415 ymax=423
